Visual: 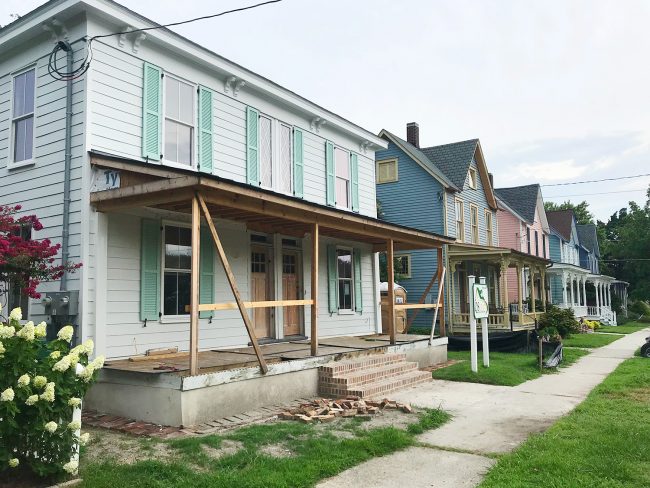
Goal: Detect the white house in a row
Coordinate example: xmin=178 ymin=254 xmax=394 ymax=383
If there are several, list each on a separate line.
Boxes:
xmin=0 ymin=0 xmax=451 ymax=425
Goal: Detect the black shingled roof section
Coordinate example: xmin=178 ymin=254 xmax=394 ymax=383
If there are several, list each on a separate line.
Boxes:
xmin=420 ymin=139 xmax=479 ymax=190
xmin=546 ymin=210 xmax=574 ymax=241
xmin=576 ymin=224 xmax=599 ymax=256
xmin=494 ymin=184 xmax=540 ymax=224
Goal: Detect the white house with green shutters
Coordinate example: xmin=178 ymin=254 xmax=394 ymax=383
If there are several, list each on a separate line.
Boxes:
xmin=0 ymin=0 xmax=452 ymax=424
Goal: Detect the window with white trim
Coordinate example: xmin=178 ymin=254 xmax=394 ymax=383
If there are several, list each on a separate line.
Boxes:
xmin=278 ymin=122 xmax=293 ymax=194
xmin=455 ymin=199 xmax=465 ymax=242
xmin=12 ymin=68 xmax=36 ymax=164
xmin=337 ymin=248 xmax=353 ymax=310
xmin=470 ymin=204 xmax=479 ymax=244
xmin=164 ymin=76 xmax=194 ymax=166
xmin=376 ymin=159 xmax=398 ymax=183
xmin=259 ymin=114 xmax=273 ymax=188
xmin=335 ymin=147 xmax=350 ymax=209
xmin=468 ymin=168 xmax=477 ymax=189
xmin=162 ymin=225 xmax=192 ymax=316
xmin=485 ymin=210 xmax=494 ymax=246
xmin=395 ymin=254 xmax=411 ymax=278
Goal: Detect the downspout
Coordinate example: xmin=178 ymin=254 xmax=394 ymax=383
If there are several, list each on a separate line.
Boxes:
xmin=60 ymin=41 xmax=73 ymax=291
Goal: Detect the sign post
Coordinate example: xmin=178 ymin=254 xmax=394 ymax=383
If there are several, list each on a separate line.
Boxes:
xmin=468 ymin=275 xmax=478 ymax=373
xmin=479 ymin=277 xmax=490 ymax=367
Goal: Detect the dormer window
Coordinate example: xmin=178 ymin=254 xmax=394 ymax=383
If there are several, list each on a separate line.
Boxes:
xmin=468 ymin=168 xmax=477 ymax=189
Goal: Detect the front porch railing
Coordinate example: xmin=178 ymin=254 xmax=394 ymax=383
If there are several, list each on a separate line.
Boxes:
xmin=452 ymin=312 xmax=508 ymax=329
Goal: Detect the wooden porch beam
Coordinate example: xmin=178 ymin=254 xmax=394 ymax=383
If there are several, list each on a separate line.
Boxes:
xmin=311 ymin=223 xmax=319 ymax=356
xmin=396 ymin=303 xmax=440 ymax=310
xmin=197 ymin=193 xmax=268 ymax=374
xmin=189 ymin=195 xmax=200 ymax=376
xmin=387 ymin=238 xmax=396 ymax=345
xmin=197 ymin=299 xmax=314 ymax=312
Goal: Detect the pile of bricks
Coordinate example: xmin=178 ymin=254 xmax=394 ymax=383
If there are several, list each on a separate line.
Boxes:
xmin=278 ymin=396 xmax=413 ymax=423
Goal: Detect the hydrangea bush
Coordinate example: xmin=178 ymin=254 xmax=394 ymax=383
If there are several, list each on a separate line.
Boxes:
xmin=0 ymin=306 xmax=103 ymax=478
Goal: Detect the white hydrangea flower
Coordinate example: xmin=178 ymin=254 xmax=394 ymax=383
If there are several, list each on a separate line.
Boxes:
xmin=77 ymin=364 xmax=95 ymax=382
xmin=68 ymin=397 xmax=82 ymax=408
xmin=53 ymin=355 xmax=72 ymax=372
xmin=91 ymin=355 xmax=105 ymax=369
xmin=62 ymin=460 xmax=78 ymax=475
xmin=68 ymin=352 xmax=80 ymax=367
xmin=50 ymin=350 xmax=61 ymax=360
xmin=40 ymin=382 xmax=55 ymax=403
xmin=57 ymin=325 xmax=74 ymax=343
xmin=1 ymin=387 xmax=15 ymax=402
xmin=83 ymin=339 xmax=95 ymax=355
xmin=44 ymin=421 xmax=58 ymax=433
xmin=17 ymin=374 xmax=30 ymax=387
xmin=0 ymin=325 xmax=15 ymax=339
xmin=79 ymin=432 xmax=90 ymax=446
xmin=33 ymin=375 xmax=47 ymax=388
xmin=8 ymin=458 xmax=19 ymax=468
xmin=9 ymin=307 xmax=22 ymax=321
xmin=67 ymin=420 xmax=81 ymax=431
xmin=34 ymin=321 xmax=47 ymax=338
xmin=25 ymin=394 xmax=38 ymax=406
xmin=0 ymin=341 xmax=5 ymax=355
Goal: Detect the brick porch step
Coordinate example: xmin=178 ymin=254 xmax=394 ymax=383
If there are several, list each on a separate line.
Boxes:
xmin=318 ymin=353 xmax=430 ymax=398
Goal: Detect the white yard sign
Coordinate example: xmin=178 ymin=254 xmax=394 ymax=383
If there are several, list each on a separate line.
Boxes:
xmin=472 ymin=283 xmax=489 ymax=319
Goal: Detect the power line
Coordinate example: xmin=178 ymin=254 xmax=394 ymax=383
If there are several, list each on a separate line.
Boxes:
xmin=544 ymin=188 xmax=648 ymax=199
xmin=541 ymin=173 xmax=650 ymax=187
xmin=601 ymin=259 xmax=650 ymax=262
xmin=48 ymin=0 xmax=283 ymax=80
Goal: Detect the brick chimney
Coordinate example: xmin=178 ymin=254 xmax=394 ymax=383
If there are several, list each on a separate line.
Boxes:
xmin=488 ymin=172 xmax=494 ymax=188
xmin=406 ymin=122 xmax=419 ymax=148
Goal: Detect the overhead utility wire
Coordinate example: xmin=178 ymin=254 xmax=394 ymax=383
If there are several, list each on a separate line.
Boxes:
xmin=47 ymin=0 xmax=283 ymax=81
xmin=544 ymin=188 xmax=648 ymax=198
xmin=541 ymin=173 xmax=650 ymax=187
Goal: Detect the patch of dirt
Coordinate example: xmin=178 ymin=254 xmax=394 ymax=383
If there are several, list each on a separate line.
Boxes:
xmin=352 ymin=408 xmax=419 ymax=431
xmin=604 ymin=387 xmax=650 ymax=403
xmin=258 ymin=443 xmax=294 ymax=458
xmin=325 ymin=429 xmax=357 ymax=439
xmin=422 ymin=360 xmax=461 ymax=372
xmin=82 ymin=427 xmax=173 ymax=465
xmin=201 ymin=440 xmax=243 ymax=460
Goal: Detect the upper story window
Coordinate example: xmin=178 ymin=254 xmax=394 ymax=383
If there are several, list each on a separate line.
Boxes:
xmin=468 ymin=168 xmax=477 ymax=189
xmin=526 ymin=227 xmax=531 ymax=254
xmin=162 ymin=225 xmax=192 ymax=316
xmin=376 ymin=159 xmax=398 ymax=183
xmin=485 ymin=210 xmax=493 ymax=246
xmin=278 ymin=122 xmax=293 ymax=194
xmin=259 ymin=114 xmax=273 ymax=187
xmin=395 ymin=254 xmax=411 ymax=279
xmin=455 ymin=199 xmax=465 ymax=242
xmin=164 ymin=76 xmax=194 ymax=166
xmin=542 ymin=234 xmax=547 ymax=258
xmin=335 ymin=147 xmax=350 ymax=209
xmin=470 ymin=205 xmax=479 ymax=244
xmin=535 ymin=230 xmax=539 ymax=256
xmin=12 ymin=68 xmax=36 ymax=165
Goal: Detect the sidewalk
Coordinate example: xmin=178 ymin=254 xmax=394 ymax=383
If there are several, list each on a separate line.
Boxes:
xmin=316 ymin=327 xmax=649 ymax=488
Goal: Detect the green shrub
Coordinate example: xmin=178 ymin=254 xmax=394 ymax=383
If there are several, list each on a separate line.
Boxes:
xmin=538 ymin=305 xmax=580 ymax=340
xmin=0 ymin=306 xmax=104 ymax=478
xmin=629 ymin=300 xmax=650 ymax=317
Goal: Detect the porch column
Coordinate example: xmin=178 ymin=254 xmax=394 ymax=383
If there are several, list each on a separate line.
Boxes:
xmin=569 ymin=274 xmax=575 ymax=308
xmin=500 ymin=258 xmax=510 ymax=325
xmin=386 ymin=238 xmax=396 ymax=345
xmin=582 ymin=278 xmax=587 ymax=307
xmin=596 ymin=282 xmax=601 ymax=313
xmin=189 ymin=195 xmax=201 ymax=376
xmin=529 ymin=266 xmax=537 ymax=319
xmin=517 ymin=263 xmax=523 ymax=322
xmin=449 ymin=261 xmax=457 ymax=330
xmin=540 ymin=268 xmax=547 ymax=312
xmin=310 ymin=223 xmax=319 ymax=356
xmin=562 ymin=272 xmax=568 ymax=306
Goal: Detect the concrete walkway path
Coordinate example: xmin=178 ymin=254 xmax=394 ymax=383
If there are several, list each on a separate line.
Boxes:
xmin=317 ymin=327 xmax=649 ymax=488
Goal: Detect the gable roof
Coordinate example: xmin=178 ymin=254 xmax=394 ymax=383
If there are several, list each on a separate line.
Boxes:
xmin=378 ymin=130 xmax=459 ymax=190
xmin=420 ymin=139 xmax=479 ymax=190
xmin=546 ymin=210 xmax=575 ymax=242
xmin=576 ymin=224 xmax=600 ymax=257
xmin=494 ymin=184 xmax=540 ymax=224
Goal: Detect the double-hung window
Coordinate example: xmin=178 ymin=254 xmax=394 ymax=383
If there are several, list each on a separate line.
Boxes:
xmin=470 ymin=205 xmax=479 ymax=244
xmin=335 ymin=147 xmax=350 ymax=209
xmin=542 ymin=234 xmax=547 ymax=258
xmin=535 ymin=230 xmax=539 ymax=256
xmin=455 ymin=199 xmax=465 ymax=242
xmin=258 ymin=114 xmax=273 ymax=188
xmin=12 ymin=68 xmax=36 ymax=165
xmin=395 ymin=254 xmax=411 ymax=278
xmin=337 ymin=248 xmax=353 ymax=310
xmin=162 ymin=225 xmax=192 ymax=316
xmin=485 ymin=210 xmax=494 ymax=246
xmin=278 ymin=122 xmax=293 ymax=194
xmin=468 ymin=168 xmax=477 ymax=189
xmin=526 ymin=227 xmax=531 ymax=254
xmin=164 ymin=77 xmax=194 ymax=166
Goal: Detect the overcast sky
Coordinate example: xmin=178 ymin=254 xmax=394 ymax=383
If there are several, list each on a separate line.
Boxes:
xmin=3 ymin=0 xmax=650 ymax=221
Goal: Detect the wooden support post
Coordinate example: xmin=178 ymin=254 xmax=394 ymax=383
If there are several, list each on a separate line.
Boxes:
xmin=541 ymin=269 xmax=547 ymax=312
xmin=386 ymin=238 xmax=396 ymax=345
xmin=196 ymin=193 xmax=268 ymax=374
xmin=437 ymin=247 xmax=446 ymax=337
xmin=189 ymin=195 xmax=200 ymax=376
xmin=500 ymin=259 xmax=510 ymax=325
xmin=311 ymin=223 xmax=319 ymax=356
xmin=405 ymin=271 xmax=438 ymax=331
xmin=530 ymin=267 xmax=537 ymax=319
xmin=517 ymin=263 xmax=524 ymax=324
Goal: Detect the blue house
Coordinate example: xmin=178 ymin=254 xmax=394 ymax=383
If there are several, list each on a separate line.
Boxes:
xmin=376 ymin=123 xmax=544 ymax=332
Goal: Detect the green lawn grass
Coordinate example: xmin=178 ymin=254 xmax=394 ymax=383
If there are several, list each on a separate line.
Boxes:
xmin=79 ymin=408 xmax=450 ymax=488
xmin=431 ymin=349 xmax=589 ymax=386
xmin=562 ymin=333 xmax=622 ymax=348
xmin=598 ymin=321 xmax=650 ymax=335
xmin=480 ymin=357 xmax=650 ymax=487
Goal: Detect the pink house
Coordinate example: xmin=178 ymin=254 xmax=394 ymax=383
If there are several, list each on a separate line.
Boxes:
xmin=494 ymin=184 xmax=550 ymax=305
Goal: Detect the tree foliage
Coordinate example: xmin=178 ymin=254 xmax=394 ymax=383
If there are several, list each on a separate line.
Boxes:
xmin=544 ymin=200 xmax=594 ymax=225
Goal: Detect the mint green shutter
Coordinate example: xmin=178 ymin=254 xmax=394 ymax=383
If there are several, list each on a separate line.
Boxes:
xmin=353 ymin=248 xmax=363 ymax=312
xmin=325 ymin=142 xmax=335 ymax=206
xmin=199 ymin=227 xmax=215 ymax=318
xmin=140 ymin=219 xmax=161 ymax=321
xmin=198 ymin=86 xmax=213 ymax=173
xmin=293 ymin=128 xmax=304 ymax=198
xmin=327 ymin=244 xmax=338 ymax=313
xmin=142 ymin=63 xmax=162 ymax=161
xmin=350 ymin=153 xmax=360 ymax=212
xmin=246 ymin=107 xmax=260 ymax=185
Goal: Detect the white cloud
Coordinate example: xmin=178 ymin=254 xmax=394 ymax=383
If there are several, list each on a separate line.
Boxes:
xmin=500 ymin=159 xmax=588 ymax=184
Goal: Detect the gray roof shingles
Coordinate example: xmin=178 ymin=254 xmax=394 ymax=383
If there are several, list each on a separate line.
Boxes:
xmin=420 ymin=139 xmax=479 ymax=190
xmin=494 ymin=184 xmax=540 ymax=224
xmin=546 ymin=210 xmax=574 ymax=241
xmin=576 ymin=224 xmax=599 ymax=256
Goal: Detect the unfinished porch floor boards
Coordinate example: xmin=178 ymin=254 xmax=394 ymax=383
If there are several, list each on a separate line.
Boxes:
xmin=103 ymin=334 xmax=431 ymax=376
